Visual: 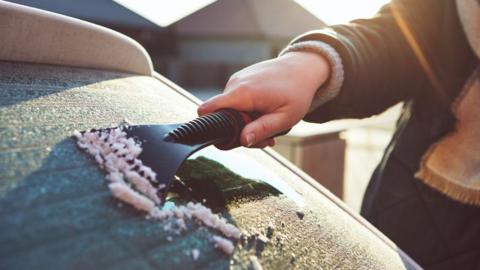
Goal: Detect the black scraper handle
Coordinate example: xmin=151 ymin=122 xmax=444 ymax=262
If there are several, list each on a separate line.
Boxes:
xmin=213 ymin=109 xmax=290 ymax=150
xmin=166 ymin=108 xmax=290 ymax=150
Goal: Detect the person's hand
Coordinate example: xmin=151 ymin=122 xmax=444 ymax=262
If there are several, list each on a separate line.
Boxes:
xmin=198 ymin=51 xmax=330 ymax=148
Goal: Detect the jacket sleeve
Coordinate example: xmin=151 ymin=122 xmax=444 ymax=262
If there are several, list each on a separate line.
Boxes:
xmin=292 ymin=0 xmax=474 ymax=123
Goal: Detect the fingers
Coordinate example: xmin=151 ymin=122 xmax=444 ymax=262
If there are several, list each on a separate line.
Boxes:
xmin=197 ymin=88 xmax=253 ymax=116
xmin=240 ymin=113 xmax=289 ymax=147
xmin=251 ymin=138 xmax=276 ymax=148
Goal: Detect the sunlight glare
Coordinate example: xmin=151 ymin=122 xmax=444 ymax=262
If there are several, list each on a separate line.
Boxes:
xmin=113 ymin=0 xmax=217 ymax=27
xmin=294 ymin=0 xmax=390 ymax=25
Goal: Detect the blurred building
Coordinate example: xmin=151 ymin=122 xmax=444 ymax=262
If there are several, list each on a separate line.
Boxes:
xmin=8 ymin=0 xmax=325 ymax=97
xmin=171 ymin=0 xmax=325 ymax=95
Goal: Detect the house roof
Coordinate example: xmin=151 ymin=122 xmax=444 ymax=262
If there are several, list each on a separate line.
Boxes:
xmin=175 ymin=0 xmax=326 ymax=38
xmin=8 ymin=0 xmax=325 ymax=38
xmin=6 ymin=0 xmax=159 ymax=28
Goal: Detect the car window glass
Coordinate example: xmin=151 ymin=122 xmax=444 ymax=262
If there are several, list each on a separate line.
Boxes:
xmin=168 ymin=146 xmax=304 ymax=212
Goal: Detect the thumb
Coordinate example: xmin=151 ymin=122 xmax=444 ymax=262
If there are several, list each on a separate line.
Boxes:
xmin=240 ymin=113 xmax=289 ymax=147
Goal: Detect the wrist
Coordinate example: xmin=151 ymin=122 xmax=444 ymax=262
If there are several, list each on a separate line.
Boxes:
xmin=280 ymin=51 xmax=331 ymax=97
xmin=280 ymin=41 xmax=344 ymax=111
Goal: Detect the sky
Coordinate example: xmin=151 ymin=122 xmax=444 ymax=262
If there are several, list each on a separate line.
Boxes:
xmin=113 ymin=0 xmax=217 ymax=27
xmin=294 ymin=0 xmax=390 ymax=25
xmin=113 ymin=0 xmax=391 ymax=27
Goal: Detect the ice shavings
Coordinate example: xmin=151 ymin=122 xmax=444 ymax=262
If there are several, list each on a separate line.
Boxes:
xmin=74 ymin=128 xmax=161 ymax=204
xmin=125 ymin=171 xmax=161 ymax=204
xmin=183 ymin=248 xmax=201 ymax=260
xmin=212 ymin=235 xmax=235 ymax=255
xmin=186 ymin=202 xmax=242 ymax=239
xmin=148 ymin=202 xmax=242 ymax=240
xmin=109 ymin=182 xmax=155 ymax=212
xmin=75 ymin=128 xmax=241 ymax=255
xmin=192 ymin=248 xmax=200 ymax=260
xmin=249 ymin=255 xmax=264 ymax=270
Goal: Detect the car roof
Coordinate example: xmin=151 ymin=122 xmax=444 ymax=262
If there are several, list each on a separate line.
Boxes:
xmin=0 ymin=1 xmax=152 ymax=75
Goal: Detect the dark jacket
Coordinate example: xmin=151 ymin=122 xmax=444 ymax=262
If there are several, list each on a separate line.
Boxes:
xmin=290 ymin=0 xmax=479 ymax=268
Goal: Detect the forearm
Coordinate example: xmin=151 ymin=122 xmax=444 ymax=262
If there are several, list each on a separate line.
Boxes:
xmin=285 ymin=0 xmax=460 ymax=123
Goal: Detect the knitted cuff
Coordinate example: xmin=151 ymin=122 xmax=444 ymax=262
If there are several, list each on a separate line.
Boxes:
xmin=279 ymin=40 xmax=344 ymax=111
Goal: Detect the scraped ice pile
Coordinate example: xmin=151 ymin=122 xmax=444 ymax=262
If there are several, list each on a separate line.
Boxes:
xmin=74 ymin=128 xmax=241 ymax=255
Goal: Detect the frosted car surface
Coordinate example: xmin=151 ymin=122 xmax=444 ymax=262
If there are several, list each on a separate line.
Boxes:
xmin=0 ymin=62 xmax=418 ymax=270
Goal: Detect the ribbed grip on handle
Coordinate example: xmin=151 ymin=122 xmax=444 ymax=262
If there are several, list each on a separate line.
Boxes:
xmin=165 ymin=109 xmax=254 ymax=150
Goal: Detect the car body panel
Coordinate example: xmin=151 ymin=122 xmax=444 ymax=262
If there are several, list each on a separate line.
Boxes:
xmin=0 ymin=61 xmax=418 ymax=269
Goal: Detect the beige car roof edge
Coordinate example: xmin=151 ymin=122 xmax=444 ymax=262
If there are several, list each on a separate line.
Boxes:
xmin=0 ymin=1 xmax=153 ymax=76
